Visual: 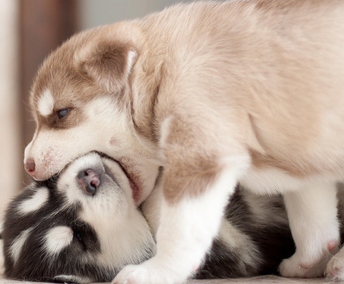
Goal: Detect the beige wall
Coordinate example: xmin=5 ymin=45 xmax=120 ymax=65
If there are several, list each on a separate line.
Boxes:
xmin=0 ymin=0 xmax=20 ymax=220
xmin=80 ymin=0 xmax=195 ymax=29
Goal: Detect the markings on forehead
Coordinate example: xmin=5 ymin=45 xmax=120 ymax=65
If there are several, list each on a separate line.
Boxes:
xmin=45 ymin=226 xmax=73 ymax=255
xmin=38 ymin=89 xmax=55 ymax=116
xmin=10 ymin=228 xmax=32 ymax=264
xmin=17 ymin=187 xmax=49 ymax=215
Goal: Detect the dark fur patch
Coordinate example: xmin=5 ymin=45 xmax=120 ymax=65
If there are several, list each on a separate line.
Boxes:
xmin=195 ymin=186 xmax=295 ymax=279
xmin=2 ymin=181 xmax=111 ymax=282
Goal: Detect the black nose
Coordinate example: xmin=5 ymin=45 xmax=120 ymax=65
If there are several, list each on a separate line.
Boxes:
xmin=77 ymin=169 xmax=100 ymax=196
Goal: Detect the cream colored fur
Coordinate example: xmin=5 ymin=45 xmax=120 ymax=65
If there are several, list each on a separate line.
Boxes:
xmin=24 ymin=1 xmax=344 ymax=283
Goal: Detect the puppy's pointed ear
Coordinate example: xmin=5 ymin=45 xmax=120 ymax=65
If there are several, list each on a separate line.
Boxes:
xmin=76 ymin=42 xmax=137 ymax=92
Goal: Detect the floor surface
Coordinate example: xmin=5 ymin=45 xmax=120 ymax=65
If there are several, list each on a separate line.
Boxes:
xmin=0 ymin=276 xmax=336 ymax=284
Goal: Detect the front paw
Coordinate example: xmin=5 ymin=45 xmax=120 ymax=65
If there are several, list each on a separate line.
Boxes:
xmin=279 ymin=252 xmax=329 ymax=278
xmin=112 ymin=264 xmax=149 ymax=284
xmin=112 ymin=261 xmax=187 ymax=284
xmin=325 ymin=249 xmax=344 ymax=280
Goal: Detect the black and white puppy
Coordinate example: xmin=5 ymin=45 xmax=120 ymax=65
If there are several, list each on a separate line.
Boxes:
xmin=1 ymin=153 xmax=295 ymax=283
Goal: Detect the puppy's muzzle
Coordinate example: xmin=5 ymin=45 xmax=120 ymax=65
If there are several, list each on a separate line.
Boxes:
xmin=77 ymin=169 xmax=101 ymax=196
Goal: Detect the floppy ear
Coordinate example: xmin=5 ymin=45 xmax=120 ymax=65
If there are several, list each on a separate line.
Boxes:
xmin=76 ymin=41 xmax=137 ymax=92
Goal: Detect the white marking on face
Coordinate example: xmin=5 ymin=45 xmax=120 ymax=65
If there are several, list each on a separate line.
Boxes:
xmin=38 ymin=89 xmax=54 ymax=116
xmin=18 ymin=187 xmax=49 ymax=214
xmin=10 ymin=228 xmax=32 ymax=264
xmin=45 ymin=226 xmax=73 ymax=255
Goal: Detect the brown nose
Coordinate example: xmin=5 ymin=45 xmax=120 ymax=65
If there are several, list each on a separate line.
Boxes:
xmin=25 ymin=158 xmax=36 ymax=174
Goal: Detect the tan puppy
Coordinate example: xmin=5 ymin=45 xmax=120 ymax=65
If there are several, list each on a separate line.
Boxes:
xmin=24 ymin=1 xmax=344 ymax=283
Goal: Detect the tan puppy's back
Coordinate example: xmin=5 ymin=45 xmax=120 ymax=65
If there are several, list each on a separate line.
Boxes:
xmin=133 ymin=0 xmax=344 ymax=179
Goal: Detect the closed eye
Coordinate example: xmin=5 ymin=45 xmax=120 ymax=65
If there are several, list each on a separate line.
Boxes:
xmin=74 ymin=231 xmax=87 ymax=251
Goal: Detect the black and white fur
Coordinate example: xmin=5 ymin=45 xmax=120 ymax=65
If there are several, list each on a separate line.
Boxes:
xmin=1 ymin=153 xmax=296 ymax=282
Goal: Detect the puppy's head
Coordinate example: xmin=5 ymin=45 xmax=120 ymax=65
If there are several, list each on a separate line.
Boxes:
xmin=24 ymin=23 xmax=159 ymax=205
xmin=3 ymin=153 xmax=156 ymax=283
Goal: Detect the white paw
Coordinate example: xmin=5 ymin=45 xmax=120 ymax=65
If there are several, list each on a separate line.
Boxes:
xmin=112 ymin=260 xmax=187 ymax=284
xmin=279 ymin=252 xmax=329 ymax=278
xmin=325 ymin=250 xmax=344 ymax=280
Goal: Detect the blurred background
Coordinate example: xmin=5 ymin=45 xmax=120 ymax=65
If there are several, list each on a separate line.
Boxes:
xmin=0 ymin=0 xmax=202 ymax=220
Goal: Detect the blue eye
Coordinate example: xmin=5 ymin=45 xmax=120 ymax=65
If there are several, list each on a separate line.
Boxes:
xmin=57 ymin=108 xmax=69 ymax=119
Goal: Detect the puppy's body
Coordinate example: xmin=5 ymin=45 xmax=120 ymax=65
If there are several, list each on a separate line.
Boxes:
xmin=2 ymin=153 xmax=294 ymax=282
xmin=23 ymin=1 xmax=344 ymax=283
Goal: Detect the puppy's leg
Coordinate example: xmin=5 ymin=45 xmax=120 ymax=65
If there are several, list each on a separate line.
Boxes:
xmin=279 ymin=181 xmax=339 ymax=278
xmin=113 ymin=156 xmax=249 ymax=284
